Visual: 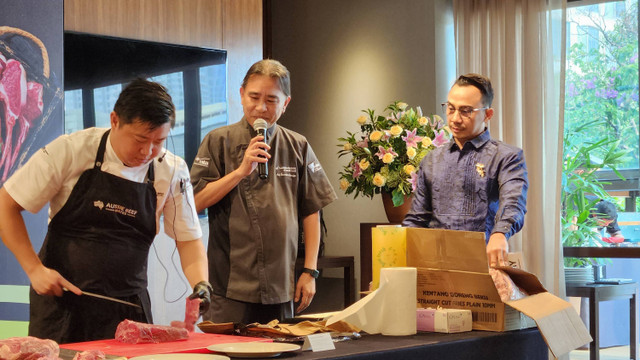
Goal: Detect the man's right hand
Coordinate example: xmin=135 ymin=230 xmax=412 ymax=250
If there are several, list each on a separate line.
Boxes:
xmin=238 ymin=135 xmax=271 ymax=177
xmin=28 ymin=264 xmax=81 ymax=297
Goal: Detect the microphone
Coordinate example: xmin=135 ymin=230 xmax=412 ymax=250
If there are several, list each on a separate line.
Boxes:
xmin=252 ymin=118 xmax=268 ymax=180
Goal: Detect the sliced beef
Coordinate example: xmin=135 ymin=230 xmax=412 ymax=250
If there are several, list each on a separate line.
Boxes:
xmin=0 ymin=336 xmax=61 ymax=360
xmin=170 ymin=297 xmax=202 ymax=332
xmin=115 ymin=319 xmax=189 ymax=344
xmin=72 ymin=349 xmax=105 ymax=360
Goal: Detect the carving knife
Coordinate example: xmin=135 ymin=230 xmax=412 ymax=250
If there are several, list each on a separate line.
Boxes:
xmin=81 ymin=290 xmax=142 ymax=308
xmin=64 ymin=288 xmax=141 ymax=308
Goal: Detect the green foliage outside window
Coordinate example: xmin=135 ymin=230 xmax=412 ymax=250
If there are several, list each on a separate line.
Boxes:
xmin=562 ymin=1 xmax=637 ymax=267
xmin=561 ymin=122 xmax=629 ymax=267
xmin=564 ymin=1 xmax=638 ymax=168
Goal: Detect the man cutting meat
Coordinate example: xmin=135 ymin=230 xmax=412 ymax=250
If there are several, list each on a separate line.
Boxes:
xmin=0 ymin=79 xmax=212 ymax=343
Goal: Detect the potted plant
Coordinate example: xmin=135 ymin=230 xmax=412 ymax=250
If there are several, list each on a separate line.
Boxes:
xmin=561 ymin=120 xmax=630 ymax=272
xmin=337 ymin=101 xmax=449 ymax=222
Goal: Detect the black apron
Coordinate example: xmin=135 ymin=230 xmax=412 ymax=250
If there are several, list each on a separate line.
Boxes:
xmin=29 ymin=130 xmax=158 ymax=344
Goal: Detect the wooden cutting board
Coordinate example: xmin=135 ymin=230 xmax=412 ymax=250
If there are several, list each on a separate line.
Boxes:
xmin=60 ymin=333 xmax=270 ymax=358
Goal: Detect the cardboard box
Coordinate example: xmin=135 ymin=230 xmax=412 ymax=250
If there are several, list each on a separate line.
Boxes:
xmin=401 ymin=227 xmax=591 ymax=358
xmin=417 ymin=308 xmax=472 ymax=333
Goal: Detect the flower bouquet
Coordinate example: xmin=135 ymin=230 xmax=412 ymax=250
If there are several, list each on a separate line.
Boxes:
xmin=338 ymin=101 xmax=450 ymax=207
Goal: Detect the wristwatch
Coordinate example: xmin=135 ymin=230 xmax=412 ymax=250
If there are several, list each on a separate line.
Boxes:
xmin=302 ymin=268 xmax=320 ymax=279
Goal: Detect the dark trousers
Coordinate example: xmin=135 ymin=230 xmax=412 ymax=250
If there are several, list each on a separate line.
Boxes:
xmin=205 ymin=293 xmax=294 ymax=324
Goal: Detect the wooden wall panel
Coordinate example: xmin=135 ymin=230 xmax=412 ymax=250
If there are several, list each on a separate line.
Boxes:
xmin=222 ymin=0 xmax=263 ymax=122
xmin=64 ymin=0 xmax=263 ymax=124
xmin=64 ymin=0 xmax=224 ymax=48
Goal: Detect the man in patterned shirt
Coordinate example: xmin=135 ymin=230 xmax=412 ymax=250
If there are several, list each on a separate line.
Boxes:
xmin=403 ymin=74 xmax=528 ymax=268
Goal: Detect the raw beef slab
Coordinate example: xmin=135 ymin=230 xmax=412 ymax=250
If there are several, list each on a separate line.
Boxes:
xmin=0 ymin=336 xmax=61 ymax=360
xmin=115 ymin=319 xmax=189 ymax=344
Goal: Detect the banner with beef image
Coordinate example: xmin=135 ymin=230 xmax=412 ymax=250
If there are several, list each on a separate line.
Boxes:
xmin=0 ymin=0 xmax=63 ymax=338
xmin=0 ymin=25 xmax=63 ymax=182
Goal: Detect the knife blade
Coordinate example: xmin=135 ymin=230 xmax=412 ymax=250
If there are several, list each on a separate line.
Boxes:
xmin=81 ymin=290 xmax=142 ymax=308
xmin=63 ymin=288 xmax=141 ymax=308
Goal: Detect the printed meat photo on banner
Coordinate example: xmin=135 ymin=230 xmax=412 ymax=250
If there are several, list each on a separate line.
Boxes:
xmin=0 ymin=26 xmax=63 ymax=184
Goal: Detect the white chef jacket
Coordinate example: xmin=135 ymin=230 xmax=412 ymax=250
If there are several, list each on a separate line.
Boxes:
xmin=4 ymin=127 xmax=201 ymax=241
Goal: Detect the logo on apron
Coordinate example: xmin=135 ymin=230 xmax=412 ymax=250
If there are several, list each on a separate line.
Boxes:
xmin=93 ymin=200 xmax=139 ymax=218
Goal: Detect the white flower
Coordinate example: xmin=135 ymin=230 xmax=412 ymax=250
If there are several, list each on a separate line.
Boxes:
xmin=397 ymin=102 xmax=408 ymax=110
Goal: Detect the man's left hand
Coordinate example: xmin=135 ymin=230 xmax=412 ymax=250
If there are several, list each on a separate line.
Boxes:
xmin=486 ymin=233 xmax=508 ymax=268
xmin=294 ymin=273 xmax=316 ymax=313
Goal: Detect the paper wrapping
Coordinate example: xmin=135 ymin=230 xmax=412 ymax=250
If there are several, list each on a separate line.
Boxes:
xmin=371 ymin=226 xmax=406 ymax=290
xmin=326 ymin=267 xmax=417 ymax=336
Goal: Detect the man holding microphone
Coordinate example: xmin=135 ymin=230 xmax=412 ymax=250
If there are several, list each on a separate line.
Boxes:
xmin=191 ymin=59 xmax=336 ymax=324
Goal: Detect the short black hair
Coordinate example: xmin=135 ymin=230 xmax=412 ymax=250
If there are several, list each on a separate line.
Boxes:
xmin=593 ymin=200 xmax=618 ymax=221
xmin=113 ymin=78 xmax=176 ymax=129
xmin=454 ymin=73 xmax=494 ymax=107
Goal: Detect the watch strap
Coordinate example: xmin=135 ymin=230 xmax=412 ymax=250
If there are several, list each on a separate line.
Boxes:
xmin=302 ymin=268 xmax=320 ymax=278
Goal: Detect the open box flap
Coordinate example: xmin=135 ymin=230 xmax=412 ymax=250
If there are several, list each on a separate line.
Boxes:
xmin=496 ymin=266 xmax=548 ymax=295
xmin=406 ymin=228 xmax=488 ymax=273
xmin=506 ymin=293 xmax=592 ymax=358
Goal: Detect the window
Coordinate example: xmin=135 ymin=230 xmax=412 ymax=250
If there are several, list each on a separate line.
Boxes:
xmin=564 ymin=0 xmax=639 ymax=208
xmin=64 ymin=89 xmax=83 ymax=134
xmin=93 ymin=84 xmax=122 ymax=128
xmin=62 ymin=32 xmax=228 ymax=168
xmin=199 ymin=65 xmax=227 ymax=143
xmin=150 ymin=73 xmax=186 ymax=159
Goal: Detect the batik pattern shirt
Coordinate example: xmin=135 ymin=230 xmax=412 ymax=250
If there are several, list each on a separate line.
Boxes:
xmin=403 ymin=129 xmax=528 ymax=241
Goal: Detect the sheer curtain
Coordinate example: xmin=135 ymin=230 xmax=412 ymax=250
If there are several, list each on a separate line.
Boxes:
xmin=453 ymin=0 xmax=567 ymax=295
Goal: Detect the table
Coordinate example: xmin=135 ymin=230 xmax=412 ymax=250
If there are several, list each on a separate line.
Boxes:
xmin=279 ymin=328 xmax=547 ymax=360
xmin=563 ymin=246 xmax=640 ymax=258
xmin=566 ymin=283 xmax=639 ymax=360
xmin=295 ymin=256 xmax=355 ymax=307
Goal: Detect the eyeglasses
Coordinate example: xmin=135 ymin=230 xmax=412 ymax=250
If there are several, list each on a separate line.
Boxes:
xmin=441 ymin=102 xmax=488 ymax=119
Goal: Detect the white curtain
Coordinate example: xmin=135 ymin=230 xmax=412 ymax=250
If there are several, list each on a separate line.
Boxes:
xmin=453 ymin=0 xmax=567 ymax=296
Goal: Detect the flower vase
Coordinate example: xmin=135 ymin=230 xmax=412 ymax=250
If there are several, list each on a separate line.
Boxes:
xmin=381 ymin=191 xmax=413 ymax=224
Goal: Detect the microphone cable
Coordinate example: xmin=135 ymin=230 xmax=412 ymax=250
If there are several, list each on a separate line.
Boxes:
xmin=150 ymin=130 xmax=191 ymax=304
